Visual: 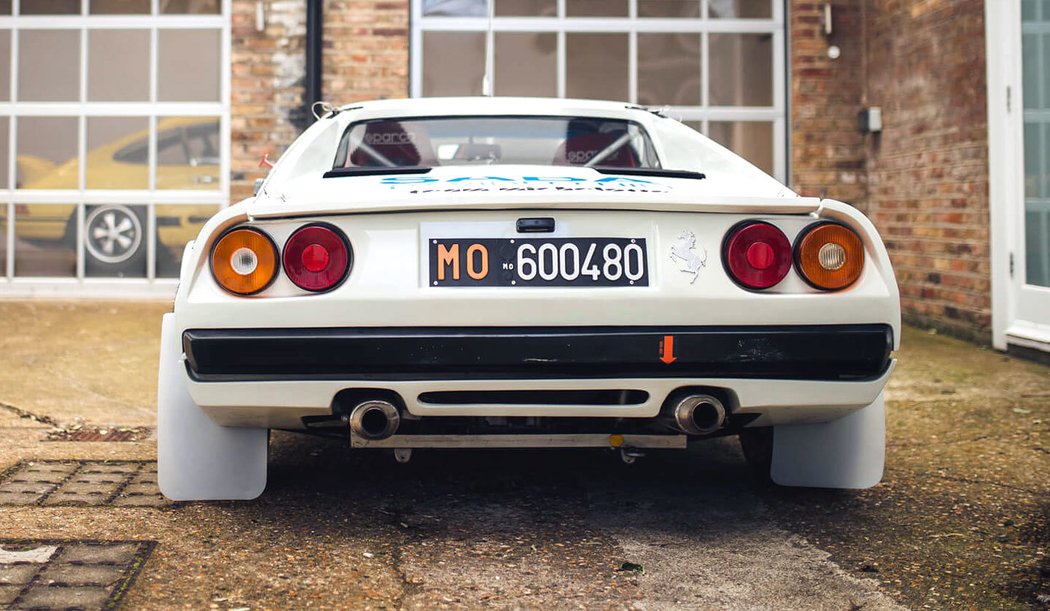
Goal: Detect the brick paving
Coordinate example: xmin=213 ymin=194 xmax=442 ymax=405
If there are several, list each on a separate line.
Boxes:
xmin=0 ymin=540 xmax=153 ymax=610
xmin=0 ymin=461 xmax=172 ymax=508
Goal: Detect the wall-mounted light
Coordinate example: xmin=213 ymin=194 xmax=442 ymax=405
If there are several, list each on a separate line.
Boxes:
xmin=858 ymin=107 xmax=883 ymax=134
xmin=255 ymin=1 xmax=266 ymax=32
xmin=820 ymin=3 xmax=840 ymax=60
xmin=821 ymin=3 xmax=834 ymax=36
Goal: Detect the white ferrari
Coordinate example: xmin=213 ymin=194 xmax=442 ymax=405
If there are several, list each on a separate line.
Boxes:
xmin=157 ymin=97 xmax=900 ymax=500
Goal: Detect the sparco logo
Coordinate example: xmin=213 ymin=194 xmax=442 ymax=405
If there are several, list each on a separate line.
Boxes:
xmin=364 ymin=132 xmax=416 ymax=145
xmin=566 ymin=149 xmax=598 ymax=164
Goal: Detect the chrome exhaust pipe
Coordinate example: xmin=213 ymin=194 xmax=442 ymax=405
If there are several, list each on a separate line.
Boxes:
xmin=348 ymin=399 xmax=401 ymax=440
xmin=670 ymin=394 xmax=726 ymax=435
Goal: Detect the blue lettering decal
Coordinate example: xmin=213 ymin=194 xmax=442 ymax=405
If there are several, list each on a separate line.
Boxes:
xmin=446 ymin=176 xmax=516 ymax=183
xmin=381 ymin=176 xmax=439 ymax=184
xmin=594 ymin=176 xmax=656 ymax=184
xmin=522 ymin=176 xmax=585 ymax=182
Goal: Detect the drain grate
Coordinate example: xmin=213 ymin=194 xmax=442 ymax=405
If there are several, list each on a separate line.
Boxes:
xmin=0 ymin=539 xmax=154 ymax=610
xmin=47 ymin=427 xmax=153 ymax=443
xmin=0 ymin=461 xmax=172 ymax=507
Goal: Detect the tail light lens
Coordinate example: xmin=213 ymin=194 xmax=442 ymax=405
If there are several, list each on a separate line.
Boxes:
xmin=211 ymin=227 xmax=279 ymax=295
xmin=723 ymin=221 xmax=792 ymax=290
xmin=795 ymin=222 xmax=865 ymax=290
xmin=283 ymin=223 xmax=352 ymax=292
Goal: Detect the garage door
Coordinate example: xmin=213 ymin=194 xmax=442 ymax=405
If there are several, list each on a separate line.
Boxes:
xmin=0 ymin=0 xmax=228 ymax=296
xmin=411 ymin=0 xmax=785 ymax=181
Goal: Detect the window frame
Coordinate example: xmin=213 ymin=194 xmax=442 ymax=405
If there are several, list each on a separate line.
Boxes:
xmin=409 ymin=0 xmax=786 ymax=181
xmin=0 ymin=0 xmax=230 ymax=295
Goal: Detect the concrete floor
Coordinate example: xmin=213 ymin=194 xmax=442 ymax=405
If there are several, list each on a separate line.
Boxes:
xmin=0 ymin=301 xmax=1046 ymax=610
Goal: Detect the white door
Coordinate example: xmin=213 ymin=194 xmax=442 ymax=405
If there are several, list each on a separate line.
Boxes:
xmin=988 ymin=0 xmax=1050 ymax=352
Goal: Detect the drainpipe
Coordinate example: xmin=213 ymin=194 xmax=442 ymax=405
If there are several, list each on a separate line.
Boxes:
xmin=305 ymin=0 xmax=324 ymax=122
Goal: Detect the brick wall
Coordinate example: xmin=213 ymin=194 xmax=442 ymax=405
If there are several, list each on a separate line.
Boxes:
xmin=322 ymin=0 xmax=410 ymax=103
xmin=230 ymin=0 xmax=307 ymax=203
xmin=229 ymin=1 xmax=410 ymax=203
xmin=789 ymin=1 xmax=867 ymax=205
xmin=862 ymin=0 xmax=990 ymax=342
xmin=790 ymin=0 xmax=991 ymax=343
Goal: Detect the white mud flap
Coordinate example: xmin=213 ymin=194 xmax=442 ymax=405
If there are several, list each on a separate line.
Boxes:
xmin=770 ymin=392 xmax=885 ymax=489
xmin=157 ymin=313 xmax=268 ymax=501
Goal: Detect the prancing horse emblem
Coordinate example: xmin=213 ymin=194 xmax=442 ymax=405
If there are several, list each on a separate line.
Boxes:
xmin=669 ymin=230 xmax=707 ymax=284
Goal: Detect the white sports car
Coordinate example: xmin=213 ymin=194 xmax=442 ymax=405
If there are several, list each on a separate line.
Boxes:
xmin=157 ymin=97 xmax=900 ymax=500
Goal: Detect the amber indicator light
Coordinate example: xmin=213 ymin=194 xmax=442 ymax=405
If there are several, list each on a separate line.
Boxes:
xmin=210 ymin=227 xmax=279 ymax=295
xmin=795 ymin=223 xmax=865 ymax=290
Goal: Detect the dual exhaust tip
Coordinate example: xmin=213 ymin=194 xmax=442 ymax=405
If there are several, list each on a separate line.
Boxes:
xmin=348 ymin=392 xmax=727 ymax=440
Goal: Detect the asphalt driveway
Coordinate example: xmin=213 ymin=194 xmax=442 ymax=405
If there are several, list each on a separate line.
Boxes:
xmin=0 ymin=301 xmax=1046 ymax=610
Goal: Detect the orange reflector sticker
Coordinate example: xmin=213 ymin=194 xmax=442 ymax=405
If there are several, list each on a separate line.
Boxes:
xmin=795 ymin=223 xmax=864 ymax=291
xmin=211 ymin=228 xmax=278 ymax=295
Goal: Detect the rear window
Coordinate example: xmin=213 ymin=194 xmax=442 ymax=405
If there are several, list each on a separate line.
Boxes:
xmin=332 ymin=116 xmax=660 ymax=170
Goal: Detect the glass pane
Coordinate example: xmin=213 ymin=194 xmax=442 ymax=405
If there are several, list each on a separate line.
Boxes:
xmin=88 ymin=30 xmax=150 ymax=102
xmin=495 ymin=0 xmax=555 ymax=16
xmin=18 ymin=30 xmax=80 ymax=102
xmin=14 ymin=203 xmax=76 ymax=277
xmin=83 ymin=204 xmax=147 ymax=278
xmin=156 ymin=203 xmax=218 ymax=277
xmin=1023 ymin=0 xmax=1037 ymax=21
xmin=423 ymin=32 xmax=485 ymax=96
xmin=566 ymin=33 xmax=628 ymax=101
xmin=1023 ymin=33 xmax=1039 ymax=109
xmin=158 ymin=29 xmax=221 ymax=102
xmin=638 ymin=33 xmax=701 ymax=106
xmin=1025 ymin=204 xmax=1050 ymax=286
xmin=638 ymin=1 xmax=700 ymax=17
xmin=0 ymin=1 xmax=9 ymax=14
xmin=337 ymin=117 xmax=659 ymax=169
xmin=707 ymin=121 xmax=773 ymax=175
xmin=0 ymin=30 xmax=10 ymax=100
xmin=566 ymin=0 xmax=627 ymax=16
xmin=1024 ymin=122 xmax=1042 ymax=198
xmin=0 ymin=117 xmax=8 ymax=189
xmin=494 ymin=32 xmax=556 ymax=97
xmin=90 ymin=0 xmax=150 ymax=13
xmin=87 ymin=117 xmax=149 ymax=189
xmin=17 ymin=117 xmax=79 ymax=190
xmin=708 ymin=0 xmax=771 ymax=18
xmin=1044 ymin=33 xmax=1050 ymax=108
xmin=156 ymin=117 xmax=220 ymax=190
xmin=159 ymin=0 xmax=220 ymax=14
xmin=21 ymin=0 xmax=80 ymax=14
xmin=423 ymin=0 xmax=485 ymax=16
xmin=709 ymin=33 xmax=773 ymax=106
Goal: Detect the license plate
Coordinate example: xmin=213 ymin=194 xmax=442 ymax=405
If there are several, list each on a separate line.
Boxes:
xmin=428 ymin=238 xmax=648 ymax=287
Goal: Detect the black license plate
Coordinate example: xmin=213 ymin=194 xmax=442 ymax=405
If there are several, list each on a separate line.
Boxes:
xmin=429 ymin=237 xmax=648 ymax=287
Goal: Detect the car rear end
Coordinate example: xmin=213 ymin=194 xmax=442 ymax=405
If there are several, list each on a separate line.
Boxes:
xmin=173 ymin=196 xmax=897 ymax=443
xmin=161 ymin=99 xmax=899 ymax=498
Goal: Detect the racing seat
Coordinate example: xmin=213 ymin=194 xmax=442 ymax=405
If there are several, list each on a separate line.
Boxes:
xmin=551 ymin=131 xmax=639 ymax=168
xmin=347 ymin=120 xmax=437 ymax=167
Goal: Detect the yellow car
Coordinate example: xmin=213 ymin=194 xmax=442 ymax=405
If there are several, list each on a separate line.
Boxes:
xmin=16 ymin=117 xmax=221 ymax=275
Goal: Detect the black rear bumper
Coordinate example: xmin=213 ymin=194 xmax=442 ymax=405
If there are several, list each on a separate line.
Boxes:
xmin=183 ymin=324 xmax=893 ymax=382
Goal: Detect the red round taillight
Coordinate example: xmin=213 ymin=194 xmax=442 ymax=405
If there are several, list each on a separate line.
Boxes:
xmin=723 ymin=221 xmax=792 ymax=290
xmin=282 ymin=224 xmax=352 ymax=292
